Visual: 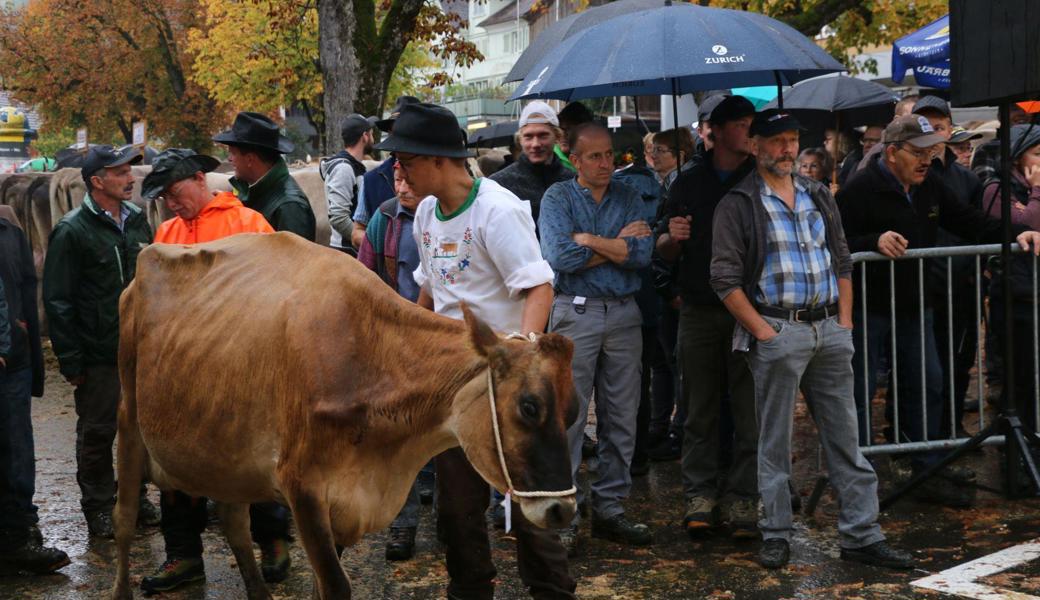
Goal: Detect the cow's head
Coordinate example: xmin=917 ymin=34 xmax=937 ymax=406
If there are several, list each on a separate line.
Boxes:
xmin=451 ymin=305 xmax=578 ymax=529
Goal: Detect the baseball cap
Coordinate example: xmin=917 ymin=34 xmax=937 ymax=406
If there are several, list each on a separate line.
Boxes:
xmin=708 ymin=95 xmax=756 ymax=125
xmin=141 ymin=148 xmax=221 ymax=201
xmin=911 ymin=95 xmax=951 ymax=119
xmin=81 ymin=145 xmax=143 ymax=185
xmin=519 ymin=101 xmax=559 ymax=127
xmin=882 ymin=114 xmax=947 ymax=148
xmin=341 ymin=114 xmax=377 ymax=144
xmin=697 ymin=94 xmax=728 ymax=122
xmin=750 ymin=109 xmax=805 ymax=138
xmin=948 ymin=126 xmax=983 ymax=144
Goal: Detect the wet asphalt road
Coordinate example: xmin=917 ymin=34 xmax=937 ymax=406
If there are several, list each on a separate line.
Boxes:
xmin=2 ymin=348 xmax=1039 ymax=599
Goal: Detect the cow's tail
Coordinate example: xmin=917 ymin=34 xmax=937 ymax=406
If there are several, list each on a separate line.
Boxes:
xmin=112 ymin=281 xmax=145 ymax=600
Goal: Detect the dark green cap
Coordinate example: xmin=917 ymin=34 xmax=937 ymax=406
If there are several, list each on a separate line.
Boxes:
xmin=141 ymin=148 xmax=221 ymax=200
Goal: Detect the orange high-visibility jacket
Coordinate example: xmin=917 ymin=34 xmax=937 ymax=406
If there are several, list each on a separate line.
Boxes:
xmin=154 ymin=191 xmax=274 ymax=244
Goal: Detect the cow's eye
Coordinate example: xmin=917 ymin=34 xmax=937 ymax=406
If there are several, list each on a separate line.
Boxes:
xmin=520 ymin=399 xmax=539 ymax=420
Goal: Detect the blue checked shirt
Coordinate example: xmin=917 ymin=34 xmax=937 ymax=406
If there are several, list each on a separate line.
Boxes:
xmin=755 ymin=179 xmax=839 ymax=309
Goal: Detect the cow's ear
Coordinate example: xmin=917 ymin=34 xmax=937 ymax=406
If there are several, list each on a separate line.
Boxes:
xmin=537 ymin=332 xmax=573 ymax=363
xmin=462 ymin=302 xmax=499 ymax=358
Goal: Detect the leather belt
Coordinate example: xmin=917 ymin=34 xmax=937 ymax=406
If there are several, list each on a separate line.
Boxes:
xmin=758 ymin=303 xmax=839 ymax=323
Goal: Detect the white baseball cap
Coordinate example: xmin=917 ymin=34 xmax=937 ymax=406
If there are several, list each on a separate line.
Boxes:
xmin=519 ymin=101 xmax=559 ymax=127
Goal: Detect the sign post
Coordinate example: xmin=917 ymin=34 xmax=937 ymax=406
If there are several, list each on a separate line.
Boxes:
xmin=131 ymin=121 xmax=147 ymax=149
xmin=76 ymin=128 xmax=88 ymax=153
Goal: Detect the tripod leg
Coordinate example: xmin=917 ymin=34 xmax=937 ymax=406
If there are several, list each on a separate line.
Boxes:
xmin=804 ymin=475 xmax=828 ymax=517
xmin=880 ymin=421 xmax=1000 ymax=510
xmin=1008 ymin=424 xmax=1040 ymax=496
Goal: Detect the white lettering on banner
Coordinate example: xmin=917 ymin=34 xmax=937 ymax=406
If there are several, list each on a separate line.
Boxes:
xmin=916 ymin=65 xmax=951 ymax=77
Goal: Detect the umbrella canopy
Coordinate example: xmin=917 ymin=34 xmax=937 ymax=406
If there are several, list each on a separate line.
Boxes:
xmin=467 ymin=120 xmax=519 ymax=148
xmin=761 ymin=75 xmax=898 ymax=127
xmin=510 ymin=2 xmax=844 ymax=102
xmin=732 ymin=86 xmax=779 ymax=109
xmin=891 ymin=14 xmax=949 ymax=89
xmin=1018 ymin=101 xmax=1040 ymax=114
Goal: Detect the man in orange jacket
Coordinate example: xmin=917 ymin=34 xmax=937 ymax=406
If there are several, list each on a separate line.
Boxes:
xmin=137 ymin=148 xmax=275 ymax=594
xmin=144 ymin=149 xmax=274 ymax=245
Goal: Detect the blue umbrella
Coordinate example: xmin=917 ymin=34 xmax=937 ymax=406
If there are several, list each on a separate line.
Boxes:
xmin=891 ymin=14 xmax=949 ymax=89
xmin=510 ymin=1 xmax=844 ymax=103
xmin=732 ymin=86 xmax=779 ymax=109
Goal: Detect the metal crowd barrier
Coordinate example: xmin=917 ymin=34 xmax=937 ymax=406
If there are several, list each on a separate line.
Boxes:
xmin=851 ymin=243 xmax=1040 ymax=457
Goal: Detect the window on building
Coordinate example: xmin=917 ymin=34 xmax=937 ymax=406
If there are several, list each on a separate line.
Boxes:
xmin=502 ymin=31 xmax=520 ymax=54
xmin=472 ymin=0 xmax=488 ymax=19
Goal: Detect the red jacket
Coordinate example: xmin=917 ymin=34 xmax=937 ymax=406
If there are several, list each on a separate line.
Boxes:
xmin=154 ymin=191 xmax=273 ymax=244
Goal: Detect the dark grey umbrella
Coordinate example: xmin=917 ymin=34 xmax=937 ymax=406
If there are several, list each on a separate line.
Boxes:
xmin=467 ymin=121 xmax=520 ymax=148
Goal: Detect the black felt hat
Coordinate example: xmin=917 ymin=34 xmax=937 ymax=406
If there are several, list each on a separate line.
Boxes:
xmin=212 ymin=111 xmax=294 ymax=154
xmin=373 ymin=103 xmax=475 ymax=158
xmin=376 ymin=96 xmax=422 ymax=133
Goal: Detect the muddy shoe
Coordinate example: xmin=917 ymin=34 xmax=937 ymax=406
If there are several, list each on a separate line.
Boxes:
xmin=0 ymin=537 xmax=70 ymax=575
xmin=260 ymin=537 xmax=292 ymax=583
xmin=682 ymin=496 xmax=718 ymax=533
xmin=140 ymin=557 xmax=205 ymax=594
xmin=137 ymin=497 xmax=161 ymax=527
xmin=727 ymin=498 xmax=759 ymax=540
xmin=86 ymin=511 xmax=115 ymax=539
xmin=385 ymin=527 xmax=416 ymax=561
xmin=841 ymin=541 xmax=914 ymax=570
xmin=758 ymin=539 xmax=789 ymax=569
xmin=591 ymin=513 xmax=652 ymax=546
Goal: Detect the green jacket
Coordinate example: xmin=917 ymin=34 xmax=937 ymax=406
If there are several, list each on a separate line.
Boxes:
xmin=230 ymin=159 xmax=316 ymax=241
xmin=553 ymin=144 xmax=576 ymax=172
xmin=43 ymin=195 xmax=152 ymax=378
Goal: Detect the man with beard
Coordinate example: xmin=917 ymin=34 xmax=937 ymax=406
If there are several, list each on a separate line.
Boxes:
xmin=711 ymin=109 xmax=914 ymax=571
xmin=43 ymin=146 xmax=158 ymax=538
xmin=321 ymin=113 xmax=376 ymax=255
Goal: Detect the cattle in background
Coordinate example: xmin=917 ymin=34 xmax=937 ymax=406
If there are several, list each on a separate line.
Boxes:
xmin=110 ymin=233 xmax=577 ymax=600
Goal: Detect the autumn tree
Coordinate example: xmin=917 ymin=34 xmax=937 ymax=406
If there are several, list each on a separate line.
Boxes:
xmin=0 ymin=0 xmax=225 ymax=149
xmin=318 ymin=0 xmax=482 ymax=153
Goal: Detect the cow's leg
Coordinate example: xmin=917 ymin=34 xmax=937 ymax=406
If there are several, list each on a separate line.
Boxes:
xmin=111 ymin=403 xmax=145 ymax=599
xmin=214 ymin=502 xmax=271 ymax=600
xmin=288 ymin=489 xmax=351 ymax=600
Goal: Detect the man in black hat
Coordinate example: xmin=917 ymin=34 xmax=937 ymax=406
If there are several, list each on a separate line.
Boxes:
xmin=712 ymin=109 xmax=913 ymax=571
xmin=43 ymin=145 xmax=158 ymax=538
xmin=374 ymin=102 xmax=573 ymax=600
xmin=320 ymin=113 xmax=376 ymax=254
xmin=351 ymin=96 xmax=421 ymax=249
xmin=214 ymin=111 xmax=316 ymax=242
xmin=656 ymin=95 xmax=760 ymax=539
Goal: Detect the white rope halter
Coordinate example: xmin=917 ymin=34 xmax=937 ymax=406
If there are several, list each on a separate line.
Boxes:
xmin=486 ymin=332 xmax=577 ymax=531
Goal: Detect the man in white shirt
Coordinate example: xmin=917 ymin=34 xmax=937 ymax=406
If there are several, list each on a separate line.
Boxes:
xmin=375 ymin=102 xmax=575 ymax=600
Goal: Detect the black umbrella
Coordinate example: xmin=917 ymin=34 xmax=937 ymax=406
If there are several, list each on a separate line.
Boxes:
xmin=762 ymin=75 xmax=898 ymax=181
xmin=467 ymin=121 xmax=519 ymax=149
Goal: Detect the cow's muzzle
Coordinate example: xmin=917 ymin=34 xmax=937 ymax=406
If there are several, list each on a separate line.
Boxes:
xmin=519 ymin=495 xmax=577 ymax=529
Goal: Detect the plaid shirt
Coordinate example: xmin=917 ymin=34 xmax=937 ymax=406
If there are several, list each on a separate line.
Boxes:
xmin=755 ymin=178 xmax=838 ymax=309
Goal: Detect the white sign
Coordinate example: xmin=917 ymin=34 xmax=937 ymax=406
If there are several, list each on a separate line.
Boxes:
xmin=75 ymin=128 xmax=88 ymax=150
xmin=607 ymin=115 xmax=622 ymax=130
xmin=132 ymin=121 xmax=147 ymax=146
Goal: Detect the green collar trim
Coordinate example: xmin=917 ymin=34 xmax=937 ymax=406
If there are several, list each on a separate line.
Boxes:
xmin=554 ymin=145 xmax=575 ymax=172
xmin=436 ymin=178 xmax=480 ymax=221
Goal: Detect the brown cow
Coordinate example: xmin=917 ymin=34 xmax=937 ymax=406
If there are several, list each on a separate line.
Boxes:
xmin=111 ymin=232 xmax=577 ymax=600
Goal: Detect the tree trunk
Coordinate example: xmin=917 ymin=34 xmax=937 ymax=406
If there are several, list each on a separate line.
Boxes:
xmin=318 ymin=0 xmax=360 ymax=155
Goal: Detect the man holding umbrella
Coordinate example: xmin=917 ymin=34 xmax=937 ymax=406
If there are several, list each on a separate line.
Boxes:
xmin=214 ymin=111 xmax=316 ymax=243
xmin=375 ymin=102 xmax=574 ymax=600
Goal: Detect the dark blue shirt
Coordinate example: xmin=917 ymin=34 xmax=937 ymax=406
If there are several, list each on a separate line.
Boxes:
xmin=395 ymin=205 xmax=420 ymax=303
xmin=538 ymin=178 xmax=653 ymax=298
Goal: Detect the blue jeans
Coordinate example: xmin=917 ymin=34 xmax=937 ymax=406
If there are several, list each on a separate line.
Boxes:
xmin=852 ymin=310 xmax=944 ymax=467
xmin=0 ymin=367 xmax=38 ymax=535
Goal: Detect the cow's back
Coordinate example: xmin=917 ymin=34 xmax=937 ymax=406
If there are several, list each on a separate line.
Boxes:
xmin=123 ymin=232 xmax=403 ymax=502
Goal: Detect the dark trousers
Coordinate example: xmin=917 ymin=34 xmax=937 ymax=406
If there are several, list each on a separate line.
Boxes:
xmin=990 ymin=300 xmax=1040 ymax=433
xmin=933 ymin=293 xmax=979 ymax=437
xmin=74 ymin=365 xmax=119 ymax=515
xmin=435 ymin=448 xmax=575 ymax=600
xmin=651 ymin=305 xmax=684 ymax=439
xmin=160 ymin=493 xmax=292 ymax=558
xmin=633 ymin=326 xmax=659 ymax=465
xmin=0 ymin=366 xmax=38 ymax=544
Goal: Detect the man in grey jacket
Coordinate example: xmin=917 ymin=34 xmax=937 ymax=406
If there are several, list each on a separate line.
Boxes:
xmin=320 ymin=113 xmax=376 ymax=254
xmin=710 ymin=110 xmax=913 ymax=571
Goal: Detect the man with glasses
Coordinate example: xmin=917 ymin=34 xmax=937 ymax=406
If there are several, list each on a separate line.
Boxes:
xmin=837 ymin=125 xmax=884 ymax=188
xmin=837 ymin=115 xmax=1040 ymax=507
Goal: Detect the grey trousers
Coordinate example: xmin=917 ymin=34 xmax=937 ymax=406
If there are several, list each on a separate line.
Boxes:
xmin=678 ymin=304 xmax=758 ymax=500
xmin=747 ymin=315 xmax=884 ymax=549
xmin=550 ymin=294 xmax=642 ymax=522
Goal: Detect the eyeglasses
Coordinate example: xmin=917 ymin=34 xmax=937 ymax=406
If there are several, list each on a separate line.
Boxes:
xmin=897 ymin=144 xmax=941 ymax=162
xmin=650 ymin=146 xmax=674 ymax=156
